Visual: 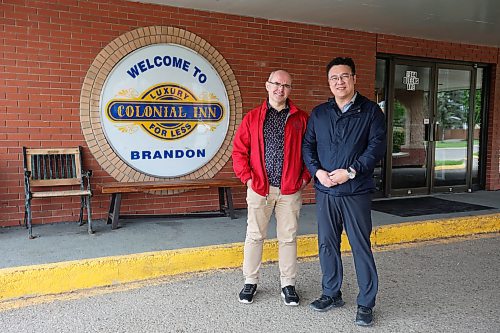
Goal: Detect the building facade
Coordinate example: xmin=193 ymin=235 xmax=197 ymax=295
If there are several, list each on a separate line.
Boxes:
xmin=1 ymin=0 xmax=499 ymax=227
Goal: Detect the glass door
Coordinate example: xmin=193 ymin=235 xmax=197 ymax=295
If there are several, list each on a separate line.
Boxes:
xmin=389 ymin=62 xmax=433 ymax=195
xmin=433 ymin=67 xmax=472 ymax=191
xmin=382 ymin=57 xmax=485 ymax=197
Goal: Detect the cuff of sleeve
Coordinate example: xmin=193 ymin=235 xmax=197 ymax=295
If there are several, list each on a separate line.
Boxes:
xmin=349 ymin=165 xmax=359 ymax=175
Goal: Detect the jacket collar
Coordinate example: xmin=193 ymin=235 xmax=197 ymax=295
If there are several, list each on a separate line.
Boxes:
xmin=260 ymin=98 xmax=300 ymax=115
xmin=329 ymin=91 xmax=365 ymax=113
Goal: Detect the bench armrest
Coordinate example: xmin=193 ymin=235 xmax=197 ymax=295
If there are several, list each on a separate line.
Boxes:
xmin=82 ymin=169 xmax=93 ymax=178
xmin=81 ymin=169 xmax=93 ymax=194
xmin=23 ymin=169 xmax=32 ymax=200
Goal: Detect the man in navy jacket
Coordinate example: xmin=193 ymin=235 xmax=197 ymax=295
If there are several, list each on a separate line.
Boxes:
xmin=302 ymin=57 xmax=386 ymax=326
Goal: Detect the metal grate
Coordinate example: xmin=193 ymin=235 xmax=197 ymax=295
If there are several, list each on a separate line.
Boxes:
xmin=30 ymin=154 xmax=77 ymax=180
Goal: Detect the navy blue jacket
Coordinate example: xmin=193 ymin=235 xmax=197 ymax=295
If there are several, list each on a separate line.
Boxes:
xmin=302 ymin=93 xmax=387 ymax=196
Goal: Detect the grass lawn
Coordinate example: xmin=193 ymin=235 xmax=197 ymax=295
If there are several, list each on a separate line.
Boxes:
xmin=435 ymin=159 xmax=465 ymax=166
xmin=436 ymin=140 xmax=479 ymax=148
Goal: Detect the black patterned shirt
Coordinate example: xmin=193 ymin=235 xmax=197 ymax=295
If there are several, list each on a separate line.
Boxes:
xmin=263 ymin=101 xmax=289 ymax=188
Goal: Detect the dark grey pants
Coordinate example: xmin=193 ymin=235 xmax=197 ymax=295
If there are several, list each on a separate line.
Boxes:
xmin=316 ymin=191 xmax=378 ymax=308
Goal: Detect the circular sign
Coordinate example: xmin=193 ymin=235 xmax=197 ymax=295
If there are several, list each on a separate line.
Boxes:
xmin=80 ymin=26 xmax=242 ymax=184
xmin=100 ymin=44 xmax=230 ymax=177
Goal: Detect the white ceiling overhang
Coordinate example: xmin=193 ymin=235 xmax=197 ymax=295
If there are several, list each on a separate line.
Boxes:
xmin=132 ymin=0 xmax=500 ymax=48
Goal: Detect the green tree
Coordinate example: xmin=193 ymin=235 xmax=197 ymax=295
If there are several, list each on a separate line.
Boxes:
xmin=437 ymin=89 xmax=469 ymax=131
xmin=392 ymin=100 xmax=406 ymax=152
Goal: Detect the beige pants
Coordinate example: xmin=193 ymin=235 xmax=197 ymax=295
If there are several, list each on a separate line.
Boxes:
xmin=243 ymin=186 xmax=302 ymax=287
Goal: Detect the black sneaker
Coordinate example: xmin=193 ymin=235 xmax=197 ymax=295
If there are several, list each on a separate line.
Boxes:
xmin=239 ymin=284 xmax=257 ymax=304
xmin=281 ymin=285 xmax=300 ymax=306
xmin=355 ymin=305 xmax=374 ymax=326
xmin=309 ymin=292 xmax=345 ymax=312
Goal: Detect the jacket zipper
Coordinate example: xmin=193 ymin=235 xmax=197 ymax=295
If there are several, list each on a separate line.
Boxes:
xmin=277 ymin=111 xmax=293 ymax=193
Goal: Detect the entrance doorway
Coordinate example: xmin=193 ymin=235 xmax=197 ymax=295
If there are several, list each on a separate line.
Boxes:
xmin=375 ymin=57 xmax=487 ymax=197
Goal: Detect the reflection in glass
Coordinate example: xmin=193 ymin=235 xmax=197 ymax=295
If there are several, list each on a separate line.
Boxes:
xmin=434 ymin=69 xmax=471 ymax=187
xmin=391 ymin=65 xmax=431 ymax=190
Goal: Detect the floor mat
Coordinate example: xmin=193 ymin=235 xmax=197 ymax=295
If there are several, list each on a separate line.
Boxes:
xmin=371 ymin=197 xmax=494 ymax=217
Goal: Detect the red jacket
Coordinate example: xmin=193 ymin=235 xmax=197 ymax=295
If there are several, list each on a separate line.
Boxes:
xmin=232 ymin=99 xmax=311 ymax=197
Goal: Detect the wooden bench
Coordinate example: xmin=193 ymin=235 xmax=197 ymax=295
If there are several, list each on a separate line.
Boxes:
xmin=98 ymin=178 xmax=244 ymax=229
xmin=23 ymin=147 xmax=93 ymax=239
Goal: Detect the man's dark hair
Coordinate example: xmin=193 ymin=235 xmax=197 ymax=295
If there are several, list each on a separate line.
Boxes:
xmin=326 ymin=57 xmax=356 ymax=76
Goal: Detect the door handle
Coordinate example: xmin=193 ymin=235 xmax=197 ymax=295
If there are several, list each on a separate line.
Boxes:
xmin=424 ymin=123 xmax=431 ymax=141
xmin=433 ymin=122 xmax=440 ymax=142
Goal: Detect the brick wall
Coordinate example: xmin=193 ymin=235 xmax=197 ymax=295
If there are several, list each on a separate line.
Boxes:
xmin=1 ymin=0 xmax=499 ymax=227
xmin=487 ymin=52 xmax=500 ymax=190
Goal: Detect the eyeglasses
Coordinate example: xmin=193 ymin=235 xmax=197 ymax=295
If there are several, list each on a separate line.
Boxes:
xmin=267 ymin=81 xmax=292 ymax=90
xmin=328 ymin=73 xmax=354 ymax=83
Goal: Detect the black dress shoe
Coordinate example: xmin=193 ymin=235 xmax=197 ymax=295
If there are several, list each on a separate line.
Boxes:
xmin=355 ymin=305 xmax=374 ymax=326
xmin=309 ymin=293 xmax=345 ymax=312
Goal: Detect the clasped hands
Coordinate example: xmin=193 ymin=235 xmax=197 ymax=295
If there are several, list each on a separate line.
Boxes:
xmin=316 ymin=169 xmax=350 ymax=188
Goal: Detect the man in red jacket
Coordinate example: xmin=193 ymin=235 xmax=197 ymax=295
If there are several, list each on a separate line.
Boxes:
xmin=232 ymin=70 xmax=311 ymax=306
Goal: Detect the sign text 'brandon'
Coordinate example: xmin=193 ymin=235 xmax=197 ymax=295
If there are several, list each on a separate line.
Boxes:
xmin=131 ymin=149 xmax=206 ymax=160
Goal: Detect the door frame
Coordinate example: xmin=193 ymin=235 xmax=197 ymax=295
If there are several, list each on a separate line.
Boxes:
xmin=378 ymin=55 xmax=487 ymax=197
xmin=432 ymin=63 xmax=474 ymax=194
xmin=384 ymin=58 xmax=436 ymax=197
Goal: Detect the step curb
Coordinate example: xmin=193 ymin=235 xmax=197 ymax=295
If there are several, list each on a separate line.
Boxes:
xmin=1 ymin=213 xmax=499 ymax=302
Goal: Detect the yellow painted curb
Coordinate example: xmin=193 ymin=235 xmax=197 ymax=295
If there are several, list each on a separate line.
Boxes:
xmin=0 ymin=213 xmax=499 ymax=302
xmin=372 ymin=213 xmax=500 ymax=246
xmin=0 ymin=244 xmax=243 ymax=301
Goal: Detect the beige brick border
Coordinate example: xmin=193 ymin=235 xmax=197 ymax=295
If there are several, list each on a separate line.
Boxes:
xmin=80 ymin=26 xmax=242 ymax=187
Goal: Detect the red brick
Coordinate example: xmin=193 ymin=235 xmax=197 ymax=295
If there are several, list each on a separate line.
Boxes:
xmin=0 ymin=0 xmax=498 ymax=227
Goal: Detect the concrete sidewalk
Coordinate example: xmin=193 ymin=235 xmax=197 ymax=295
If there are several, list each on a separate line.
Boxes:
xmin=0 ymin=191 xmax=499 ymax=302
xmin=2 ymin=235 xmax=498 ymax=332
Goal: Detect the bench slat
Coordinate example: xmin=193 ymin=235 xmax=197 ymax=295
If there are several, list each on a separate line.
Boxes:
xmin=99 ymin=179 xmax=243 ymax=194
xmin=26 ymin=147 xmax=81 ymax=155
xmin=32 ymin=190 xmax=92 ymax=198
xmin=30 ymin=178 xmax=82 ymax=187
